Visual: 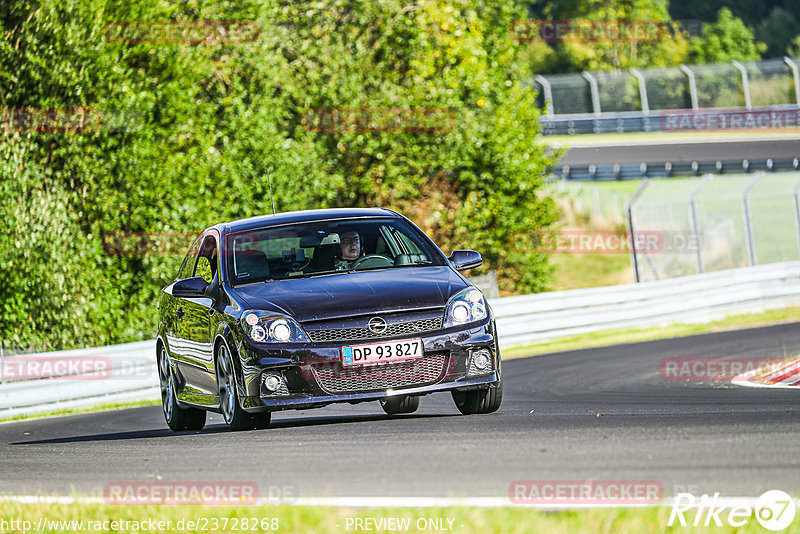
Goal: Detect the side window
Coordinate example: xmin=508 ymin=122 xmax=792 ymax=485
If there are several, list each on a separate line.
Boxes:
xmin=177 ymin=236 xmax=202 ymax=280
xmin=394 ymin=229 xmax=424 ymax=254
xmin=375 ymin=234 xmax=390 ymax=256
xmin=194 ymin=236 xmax=218 ymax=284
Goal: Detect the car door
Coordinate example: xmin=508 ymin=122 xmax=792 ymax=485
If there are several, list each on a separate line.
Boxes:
xmin=163 ymin=235 xmax=202 ymax=364
xmin=174 ymin=232 xmax=220 ymax=406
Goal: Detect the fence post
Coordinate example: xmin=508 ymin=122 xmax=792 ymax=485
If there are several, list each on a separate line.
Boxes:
xmin=630 ymin=68 xmax=649 ymax=114
xmin=626 ymin=179 xmax=650 ymax=283
xmin=793 ymin=178 xmax=800 ymax=261
xmin=742 ymin=173 xmax=762 ymax=266
xmin=582 ymin=71 xmax=602 ymax=116
xmin=679 ymin=65 xmax=699 ymax=110
xmin=689 ymin=175 xmax=711 ymax=274
xmin=732 ymin=60 xmax=752 ymax=110
xmin=785 ymin=57 xmax=800 ymax=105
xmin=535 ymin=75 xmax=555 ymax=116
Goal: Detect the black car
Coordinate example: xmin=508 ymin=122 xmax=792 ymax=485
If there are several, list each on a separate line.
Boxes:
xmin=156 ymin=208 xmax=502 ymax=431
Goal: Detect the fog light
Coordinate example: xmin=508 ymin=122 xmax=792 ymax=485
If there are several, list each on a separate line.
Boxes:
xmin=473 ymin=350 xmax=491 ymax=371
xmin=263 ymin=373 xmax=282 ymax=392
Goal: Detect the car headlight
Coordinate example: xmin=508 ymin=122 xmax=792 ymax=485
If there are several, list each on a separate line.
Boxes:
xmin=443 ymin=288 xmax=488 ymax=328
xmin=241 ymin=310 xmax=309 ymax=343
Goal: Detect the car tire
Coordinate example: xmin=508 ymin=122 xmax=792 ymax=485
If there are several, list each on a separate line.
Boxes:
xmin=158 ymin=345 xmax=206 ymax=431
xmin=379 ymin=395 xmax=420 ymax=415
xmin=451 ymin=355 xmax=503 ymax=415
xmin=451 ymin=381 xmax=502 ymax=415
xmin=216 ymin=342 xmax=271 ymax=431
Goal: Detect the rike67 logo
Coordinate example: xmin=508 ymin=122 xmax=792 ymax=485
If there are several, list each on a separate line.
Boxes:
xmin=669 ymin=491 xmax=796 ymax=531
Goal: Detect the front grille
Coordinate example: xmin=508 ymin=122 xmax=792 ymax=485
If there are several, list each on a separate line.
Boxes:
xmin=311 ymin=353 xmax=448 ymax=394
xmin=306 ymin=317 xmax=443 ymax=343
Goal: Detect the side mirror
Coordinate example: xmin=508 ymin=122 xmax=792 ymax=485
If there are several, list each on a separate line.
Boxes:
xmin=173 ymin=276 xmax=210 ymax=298
xmin=448 ymin=250 xmax=483 ymax=271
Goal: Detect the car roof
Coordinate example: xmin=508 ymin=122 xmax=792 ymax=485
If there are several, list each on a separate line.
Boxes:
xmin=212 ymin=207 xmax=401 ymax=234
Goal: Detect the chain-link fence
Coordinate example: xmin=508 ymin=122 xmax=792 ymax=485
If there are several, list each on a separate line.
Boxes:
xmin=546 ymin=180 xmax=629 ymax=227
xmin=628 ymin=172 xmax=800 ymax=282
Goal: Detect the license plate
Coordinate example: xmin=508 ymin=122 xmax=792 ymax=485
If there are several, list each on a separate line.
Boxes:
xmin=342 ymin=338 xmax=423 ymax=366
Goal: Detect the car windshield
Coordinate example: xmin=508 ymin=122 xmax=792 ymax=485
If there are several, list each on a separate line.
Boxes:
xmin=226 ymin=217 xmax=446 ymax=285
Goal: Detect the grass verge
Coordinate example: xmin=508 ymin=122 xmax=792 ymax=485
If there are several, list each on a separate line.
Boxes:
xmin=0 ymin=502 xmax=775 ymax=533
xmin=503 ymin=306 xmax=800 ymax=359
xmin=0 ymin=399 xmax=159 ymax=424
xmin=548 ymin=253 xmax=633 ymax=291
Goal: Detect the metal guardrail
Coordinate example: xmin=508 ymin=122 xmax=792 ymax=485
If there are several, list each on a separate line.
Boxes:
xmin=540 ymin=104 xmax=800 ymax=136
xmin=0 ymin=341 xmax=158 ymax=419
xmin=554 ymin=157 xmax=800 ymax=181
xmin=492 ymin=261 xmax=800 ymax=348
xmin=3 ymin=261 xmax=800 ymax=417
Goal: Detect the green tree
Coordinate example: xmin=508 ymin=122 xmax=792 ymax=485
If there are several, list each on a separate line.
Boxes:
xmin=790 ymin=35 xmax=800 ymax=57
xmin=755 ymin=7 xmax=799 ymax=58
xmin=688 ymin=7 xmax=766 ymax=64
xmin=0 ymin=0 xmax=559 ymax=349
xmin=262 ymin=0 xmax=558 ymax=293
xmin=521 ymin=0 xmax=689 ymax=73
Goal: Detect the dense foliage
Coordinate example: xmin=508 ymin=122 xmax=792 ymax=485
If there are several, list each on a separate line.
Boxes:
xmin=524 ymin=0 xmax=775 ymax=74
xmin=686 ymin=8 xmax=766 ymax=64
xmin=670 ymin=0 xmax=799 ymax=58
xmin=0 ymin=0 xmax=558 ymax=350
xmin=524 ymin=0 xmax=689 ymax=72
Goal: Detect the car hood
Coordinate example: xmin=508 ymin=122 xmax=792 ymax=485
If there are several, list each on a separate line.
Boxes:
xmin=230 ymin=266 xmax=468 ymax=323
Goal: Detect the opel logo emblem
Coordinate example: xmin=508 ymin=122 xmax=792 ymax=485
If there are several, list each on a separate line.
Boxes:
xmin=368 ymin=317 xmax=388 ymax=334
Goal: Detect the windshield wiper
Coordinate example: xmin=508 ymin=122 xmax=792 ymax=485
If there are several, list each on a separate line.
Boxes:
xmin=395 ymin=260 xmax=433 ymax=266
xmin=287 ymin=269 xmax=341 ymax=278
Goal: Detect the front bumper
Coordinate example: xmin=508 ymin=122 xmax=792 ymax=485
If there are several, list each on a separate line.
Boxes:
xmin=236 ymin=320 xmax=499 ymax=412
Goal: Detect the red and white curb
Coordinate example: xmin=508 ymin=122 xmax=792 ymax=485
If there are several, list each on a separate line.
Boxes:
xmin=732 ymin=356 xmax=800 ymax=389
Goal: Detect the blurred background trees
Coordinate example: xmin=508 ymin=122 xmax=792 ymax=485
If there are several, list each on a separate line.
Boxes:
xmin=522 ymin=0 xmax=790 ymax=75
xmin=3 ymin=0 xmax=797 ymax=349
xmin=0 ymin=0 xmax=557 ymax=349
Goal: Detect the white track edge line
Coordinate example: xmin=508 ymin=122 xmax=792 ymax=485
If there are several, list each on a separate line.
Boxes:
xmin=1 ymin=495 xmax=796 ymax=509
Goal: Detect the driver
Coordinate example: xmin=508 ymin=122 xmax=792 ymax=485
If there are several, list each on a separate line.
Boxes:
xmin=334 ymin=231 xmax=363 ymax=270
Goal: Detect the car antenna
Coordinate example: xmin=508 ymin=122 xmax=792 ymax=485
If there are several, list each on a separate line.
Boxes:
xmin=267 ymin=168 xmax=276 ymax=215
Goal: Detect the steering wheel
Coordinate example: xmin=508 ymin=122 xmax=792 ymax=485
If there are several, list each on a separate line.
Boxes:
xmin=351 ymin=254 xmax=394 ymax=270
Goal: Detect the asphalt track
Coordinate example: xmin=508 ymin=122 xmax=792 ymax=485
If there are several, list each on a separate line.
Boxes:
xmin=2 ymin=323 xmax=800 ymax=500
xmin=558 ymin=138 xmax=800 ymax=166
